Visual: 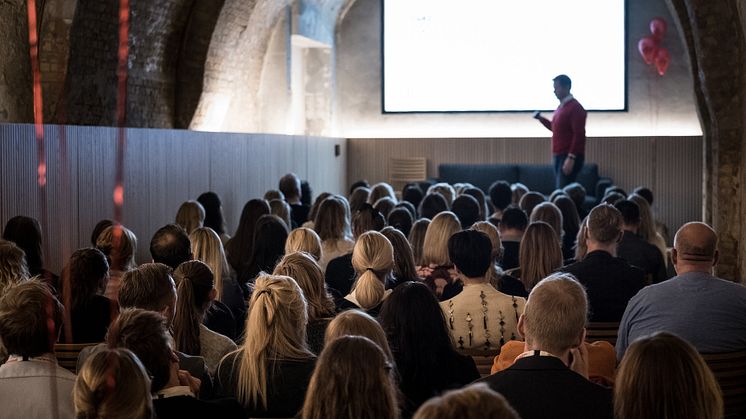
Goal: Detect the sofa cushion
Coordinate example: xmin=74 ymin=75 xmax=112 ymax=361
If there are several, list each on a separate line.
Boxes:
xmin=438 ymin=164 xmax=519 ymax=192
xmin=517 ymin=165 xmax=556 ymax=195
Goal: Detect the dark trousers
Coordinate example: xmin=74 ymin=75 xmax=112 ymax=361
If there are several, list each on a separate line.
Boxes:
xmin=554 ymin=153 xmax=585 ymax=189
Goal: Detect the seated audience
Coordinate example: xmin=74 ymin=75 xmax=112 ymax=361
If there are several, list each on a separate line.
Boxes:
xmin=175 ymin=200 xmax=205 ymax=234
xmin=2 ymin=215 xmax=58 ymax=289
xmin=324 ymin=309 xmax=394 ymax=363
xmin=197 ymin=191 xmax=231 ymax=244
xmin=413 ymin=383 xmax=520 ymax=419
xmin=553 ymin=196 xmax=581 ymax=261
xmin=477 ymin=273 xmax=613 ymax=419
xmin=381 ymin=226 xmax=420 ymax=287
xmin=518 ymin=191 xmax=545 ymax=217
xmin=0 ymin=240 xmax=29 ymax=296
xmin=285 ymin=227 xmax=323 ymax=261
xmin=402 ymin=183 xmax=425 ymax=210
xmin=61 ymin=247 xmax=117 ymax=343
xmin=263 ymin=189 xmax=284 ymax=202
xmin=280 ymin=173 xmax=311 ymax=226
xmin=172 ymin=261 xmax=237 ymax=376
xmin=368 ymin=182 xmax=398 ymax=205
xmin=150 ymin=224 xmax=193 ymax=270
xmin=614 ymin=199 xmax=668 ymax=283
xmin=471 ymin=221 xmax=524 ymax=296
xmin=451 ymin=194 xmax=482 ymax=229
xmin=0 ymin=281 xmax=75 ymax=418
xmin=300 ymin=336 xmax=400 ymax=419
xmin=562 ymin=182 xmax=587 ymax=217
xmin=224 ymin=198 xmax=270 ymax=273
xmin=303 ymin=192 xmax=332 ymax=229
xmin=238 ymin=214 xmax=288 ymax=285
xmin=632 ymin=185 xmax=670 ymax=244
xmin=379 ymin=281 xmax=479 ymax=416
xmin=96 ymin=224 xmax=137 ymax=301
xmin=440 ymin=230 xmax=526 ymax=350
xmin=395 ymin=196 xmax=417 ymax=218
xmin=387 ymin=207 xmax=414 ymax=237
xmin=561 ymin=204 xmax=646 ymax=322
xmin=418 ymin=192 xmax=449 ymax=220
xmin=408 ymin=218 xmax=430 ymax=266
xmin=315 ymin=195 xmax=354 ymax=271
xmin=602 ymin=191 xmax=625 ymax=205
xmin=427 ymin=183 xmax=456 ymax=207
xmin=616 ymin=222 xmax=746 ymax=359
xmin=89 ymin=219 xmax=114 ymax=246
xmin=511 ymin=183 xmax=529 ymax=206
xmin=489 ymin=180 xmax=513 ymax=220
xmin=628 ymin=193 xmax=668 ymax=266
xmin=462 ymin=187 xmax=489 ymax=222
xmin=418 ymin=211 xmax=462 ymax=300
xmin=373 ymin=196 xmax=397 ymax=219
xmin=506 ymin=221 xmax=562 ymax=294
xmin=348 ymin=186 xmax=371 ymax=213
xmin=269 ymin=198 xmax=292 ymax=229
xmin=74 ymin=348 xmax=154 ymax=419
xmin=337 ymin=231 xmax=394 ymax=316
xmin=575 ymin=218 xmax=589 ymax=260
xmin=215 ymin=274 xmax=316 ymax=418
xmin=614 ymin=332 xmax=723 ymax=419
xmin=301 ymin=180 xmax=313 ymax=206
xmin=530 ymin=201 xmax=571 ymax=259
xmin=497 ymin=207 xmax=527 ymax=271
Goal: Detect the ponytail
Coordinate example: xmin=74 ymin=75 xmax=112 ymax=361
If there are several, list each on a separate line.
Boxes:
xmin=351 ymin=231 xmax=394 ymax=310
xmin=353 ymin=270 xmax=386 ymax=310
xmin=172 ymin=261 xmax=215 ymax=356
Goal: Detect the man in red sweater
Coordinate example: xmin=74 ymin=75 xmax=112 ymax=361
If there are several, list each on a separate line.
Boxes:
xmin=534 ymin=74 xmax=587 ymax=189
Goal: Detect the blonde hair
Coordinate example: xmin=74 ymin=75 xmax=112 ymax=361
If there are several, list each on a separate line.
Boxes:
xmin=350 ymin=231 xmax=394 ymax=310
xmin=0 ymin=241 xmax=29 ymax=296
xmin=427 ymin=183 xmax=455 ymax=206
xmin=530 ymin=202 xmax=564 ymax=240
xmin=575 ymin=217 xmax=589 ymax=261
xmin=471 ymin=222 xmax=504 ymax=289
xmin=519 ymin=222 xmax=563 ymax=291
xmin=175 ymin=200 xmax=205 ymax=234
xmin=614 ymin=332 xmax=723 ymax=419
xmin=629 ymin=193 xmax=668 ymax=260
xmin=314 ymin=195 xmax=351 ymax=242
xmin=269 ymin=199 xmax=292 ymax=230
xmin=96 ymin=225 xmax=137 ymax=271
xmin=74 ymin=348 xmax=153 ymax=419
xmin=263 ymin=189 xmax=285 ymax=202
xmin=324 ymin=309 xmax=394 ymax=362
xmin=421 ymin=212 xmax=461 ymax=266
xmin=189 ymin=227 xmax=230 ymax=301
xmin=234 ymin=274 xmax=313 ymax=408
xmin=414 ymin=383 xmax=520 ymax=419
xmin=409 ymin=219 xmax=430 ymax=266
xmin=273 ymin=252 xmax=335 ymax=321
xmin=302 ymin=336 xmax=399 ymax=419
xmin=368 ymin=182 xmax=397 ymax=205
xmin=285 ymin=228 xmax=322 ymax=261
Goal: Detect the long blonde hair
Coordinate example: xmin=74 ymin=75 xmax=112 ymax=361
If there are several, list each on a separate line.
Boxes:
xmin=629 ymin=193 xmax=668 ymax=261
xmin=285 ymin=228 xmax=323 ymax=261
xmin=96 ymin=225 xmax=137 ymax=271
xmin=175 ymin=200 xmax=205 ymax=234
xmin=0 ymin=241 xmax=29 ymax=296
xmin=273 ymin=252 xmax=335 ymax=321
xmin=350 ymin=231 xmax=394 ymax=310
xmin=190 ymin=227 xmax=230 ymax=301
xmin=421 ymin=212 xmax=461 ymax=266
xmin=530 ymin=202 xmax=564 ymax=240
xmin=409 ymin=219 xmax=430 ymax=266
xmin=235 ymin=274 xmax=314 ymax=408
xmin=324 ymin=309 xmax=394 ymax=362
xmin=519 ymin=222 xmax=563 ymax=291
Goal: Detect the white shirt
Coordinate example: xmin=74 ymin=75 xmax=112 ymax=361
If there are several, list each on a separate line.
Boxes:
xmin=0 ymin=353 xmax=76 ymax=419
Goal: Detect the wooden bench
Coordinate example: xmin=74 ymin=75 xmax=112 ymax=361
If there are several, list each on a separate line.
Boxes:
xmin=460 ymin=348 xmax=501 ymax=378
xmin=585 ymin=322 xmax=620 ymax=347
xmin=54 ymin=343 xmax=98 ymax=374
xmin=701 ymin=351 xmax=746 ymax=418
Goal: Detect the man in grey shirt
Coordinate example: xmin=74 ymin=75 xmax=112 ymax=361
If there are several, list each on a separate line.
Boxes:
xmin=616 ymin=222 xmax=746 ymax=360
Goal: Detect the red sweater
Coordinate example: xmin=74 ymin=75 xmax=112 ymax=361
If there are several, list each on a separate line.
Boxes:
xmin=540 ymin=98 xmax=587 ymax=156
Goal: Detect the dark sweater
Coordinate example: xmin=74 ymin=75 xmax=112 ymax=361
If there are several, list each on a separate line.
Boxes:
xmin=67 ymin=295 xmax=117 ymax=343
xmin=153 ymin=395 xmax=244 ymax=419
xmin=617 ymin=231 xmax=668 ymax=284
xmin=500 ymin=241 xmax=520 ymax=271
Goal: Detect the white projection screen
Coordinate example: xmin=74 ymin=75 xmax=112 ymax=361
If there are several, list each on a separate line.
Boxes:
xmin=383 ymin=0 xmax=626 ymax=112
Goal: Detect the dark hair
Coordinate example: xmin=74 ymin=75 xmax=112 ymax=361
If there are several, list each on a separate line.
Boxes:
xmin=225 ymin=199 xmax=270 ymax=272
xmin=149 ymin=224 xmax=192 ymax=270
xmin=448 ymin=230 xmax=492 ymax=278
xmin=352 ymin=204 xmax=386 ymax=238
xmin=462 ymin=187 xmax=488 ymax=221
xmin=603 ymin=192 xmax=626 ymax=205
xmin=549 ymin=189 xmax=567 ymax=202
xmin=308 ymin=192 xmax=333 ymax=225
xmin=381 ymin=226 xmax=419 ymax=283
xmin=349 ymin=187 xmax=371 ymax=213
xmin=197 ymin=191 xmax=226 ymax=236
xmin=373 ymin=197 xmax=397 ymax=219
xmin=562 ymin=183 xmax=586 ymax=212
xmin=632 ymin=186 xmax=654 ymax=205
xmin=418 ymin=193 xmax=449 ymax=220
xmin=301 ymin=181 xmax=312 ymax=206
xmin=500 ymin=207 xmax=528 ymax=231
xmin=387 ymin=208 xmax=414 ymax=238
xmin=488 ymin=181 xmax=512 ymax=211
xmin=553 ymin=196 xmax=581 ymax=240
xmin=90 ymin=219 xmax=114 ymax=246
xmin=553 ymin=74 xmax=572 ymax=89
xmin=604 ymin=185 xmax=627 ymax=197
xmin=67 ymin=248 xmax=109 ymax=310
xmin=451 ymin=195 xmax=481 ymax=229
xmin=172 ymin=261 xmax=214 ymax=356
xmin=402 ymin=184 xmax=424 ymax=209
xmin=395 ymin=201 xmax=417 ymax=221
xmin=615 ymin=199 xmax=641 ymax=225
xmin=118 ymin=263 xmax=175 ymax=312
xmin=240 ymin=214 xmax=288 ymax=283
xmin=349 ymin=180 xmax=370 ymax=195
xmin=519 ymin=192 xmax=546 ymax=216
xmin=3 ymin=216 xmax=44 ymax=276
xmin=279 ymin=173 xmax=301 ymax=200
xmin=0 ymin=280 xmax=63 ymax=358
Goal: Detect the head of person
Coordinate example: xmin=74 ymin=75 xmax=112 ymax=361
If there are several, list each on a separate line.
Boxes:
xmin=402 ymin=183 xmax=424 ymax=210
xmin=0 ymin=280 xmax=63 ymax=358
xmin=90 ymin=219 xmax=114 ymax=247
xmin=269 ymin=199 xmax=292 ymax=230
xmin=562 ymin=182 xmax=587 ymax=212
xmin=409 ymin=218 xmax=431 ymax=266
xmin=605 ymin=186 xmax=627 ymax=197
xmin=285 ymin=227 xmax=323 ymax=261
xmin=672 ymin=222 xmax=718 ymax=274
xmin=118 ymin=263 xmax=176 ymax=324
xmin=489 ymin=180 xmax=513 ymax=212
xmin=614 ymin=332 xmax=723 ymax=419
xmin=519 ymin=222 xmax=563 ymax=291
xmin=628 ymin=193 xmax=658 ymax=242
xmin=519 ymin=192 xmax=546 ymax=217
xmin=351 ymin=204 xmax=386 ymax=239
xmin=421 ymin=211 xmax=461 ymax=267
xmin=263 ymin=189 xmax=285 ymax=202
xmin=273 ymin=251 xmax=335 ymax=321
xmin=511 ymin=183 xmax=529 ymax=206
xmin=348 ymin=186 xmax=371 ymax=213
xmin=106 ymin=308 xmax=174 ymax=393
xmin=553 ymin=74 xmax=572 ymax=100
xmin=236 ymin=274 xmax=313 ymax=408
xmin=65 ymin=247 xmax=109 ymax=310
xmin=197 ymin=191 xmax=227 ymax=236
xmin=418 ymin=192 xmax=449 ymax=220
xmin=427 ymin=183 xmax=456 ymax=206
xmin=530 ymin=202 xmax=564 ymax=240
xmin=380 ymin=226 xmax=419 ymax=283
xmin=553 ymin=196 xmax=581 ymax=238
xmin=575 ymin=217 xmax=589 ymax=261
xmin=307 ymin=192 xmax=332 ymax=226
xmin=373 ymin=197 xmax=397 ymax=219
xmin=150 ymin=224 xmax=192 ymax=270
xmin=301 ymin=181 xmax=313 ymax=206
xmin=470 ymin=221 xmax=504 ymax=288
xmin=315 ymin=195 xmax=352 ymax=242
xmin=96 ymin=224 xmax=138 ymax=271
xmin=549 ymin=189 xmax=568 ymax=202
xmin=413 ymin=383 xmax=520 ymax=419
xmin=632 ymin=186 xmax=654 ymax=206
xmin=74 ymin=348 xmax=153 ymax=419
xmin=585 ymin=203 xmax=623 ymax=248
xmin=324 ymin=309 xmax=393 ymax=362
xmin=226 ymin=198 xmax=271 ymax=270
xmin=499 ymin=206 xmax=529 ymax=234
xmin=462 ymin=187 xmax=488 ymax=221
xmin=301 ymin=336 xmax=399 ymax=419
xmin=2 ymin=215 xmax=44 ymax=275
xmin=172 ymin=260 xmax=215 ymax=355
xmin=243 ymin=214 xmax=289 ymax=281
xmin=387 ymin=207 xmax=413 ymax=238
xmin=175 ymin=200 xmax=206 ymax=235
xmin=279 ymin=173 xmax=302 ymax=202
xmin=614 ymin=199 xmax=641 ymax=231
xmin=350 ymin=231 xmax=394 ymax=310
xmin=349 ymin=180 xmax=370 ymax=195
xmin=189 ymin=227 xmax=229 ymax=301
xmin=448 ymin=230 xmax=492 ymax=280
xmin=519 ymin=273 xmax=587 ymax=356
xmin=0 ymin=240 xmax=29 ymax=296
xmin=602 ymin=192 xmax=625 ymax=205
xmin=451 ymin=194 xmax=482 ymax=229
xmin=368 ymin=182 xmax=397 ymax=205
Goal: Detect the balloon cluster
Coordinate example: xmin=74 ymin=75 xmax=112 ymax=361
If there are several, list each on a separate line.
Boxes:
xmin=638 ymin=17 xmax=670 ymax=76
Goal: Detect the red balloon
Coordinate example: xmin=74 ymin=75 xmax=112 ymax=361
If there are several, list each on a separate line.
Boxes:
xmin=650 ymin=17 xmax=667 ymax=41
xmin=655 ymin=48 xmax=671 ymax=76
xmin=638 ymin=36 xmax=658 ymax=65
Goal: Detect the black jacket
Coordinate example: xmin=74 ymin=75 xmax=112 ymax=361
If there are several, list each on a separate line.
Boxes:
xmin=617 ymin=231 xmax=668 ymax=284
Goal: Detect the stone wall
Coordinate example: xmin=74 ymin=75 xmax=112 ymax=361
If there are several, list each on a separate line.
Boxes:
xmin=0 ymin=0 xmax=33 ymax=122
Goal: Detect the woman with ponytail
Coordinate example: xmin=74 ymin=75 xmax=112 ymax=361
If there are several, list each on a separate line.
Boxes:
xmin=214 ymin=274 xmax=316 ymax=418
xmin=337 ymin=231 xmax=394 ymax=316
xmin=172 ymin=261 xmax=237 ymax=376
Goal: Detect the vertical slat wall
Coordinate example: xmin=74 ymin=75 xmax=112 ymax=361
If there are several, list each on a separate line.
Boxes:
xmin=0 ymin=124 xmax=346 ymax=272
xmin=347 ymin=136 xmax=703 ymax=243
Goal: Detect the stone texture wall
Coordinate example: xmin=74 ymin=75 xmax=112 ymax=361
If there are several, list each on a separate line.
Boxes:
xmin=0 ymin=0 xmax=33 ymax=122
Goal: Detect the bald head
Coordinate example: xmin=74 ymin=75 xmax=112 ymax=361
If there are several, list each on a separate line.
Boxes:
xmin=673 ymin=222 xmax=718 ymax=272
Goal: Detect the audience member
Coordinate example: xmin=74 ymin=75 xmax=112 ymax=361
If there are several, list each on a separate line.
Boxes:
xmin=315 ymin=196 xmax=354 ymax=271
xmin=150 ymin=224 xmax=192 ymax=270
xmin=197 ymin=191 xmax=230 ymax=244
xmin=96 ymin=224 xmax=138 ymax=301
xmin=575 ymin=217 xmax=589 ymax=261
xmin=215 ymin=275 xmax=316 ymax=418
xmin=89 ymin=219 xmax=114 ymax=246
xmin=381 ymin=226 xmax=420 ymax=287
xmin=471 ymin=222 xmax=523 ymax=296
xmin=553 ymin=196 xmax=581 ymax=259
xmin=285 ymin=227 xmax=323 ymax=261
xmin=387 ymin=207 xmax=413 ymax=237
xmin=413 ymin=383 xmax=520 ymax=419
xmin=518 ymin=191 xmax=546 ymax=217
xmin=2 ymin=215 xmax=57 ymax=288
xmin=427 ymin=183 xmax=456 ymax=206
xmin=509 ymin=221 xmax=562 ymax=293
xmin=402 ymin=183 xmax=425 ymax=209
xmin=348 ymin=186 xmax=371 ymax=213
xmin=440 ymin=230 xmax=526 ymax=350
xmin=280 ymin=173 xmax=311 ymax=226
xmin=632 ymin=186 xmax=670 ymax=245
xmin=238 ymin=214 xmax=288 ymax=285
xmin=263 ymin=189 xmax=284 ymax=202
xmin=418 ymin=192 xmax=449 ymax=220
xmin=510 ymin=183 xmax=529 ymax=206
xmin=409 ymin=218 xmax=430 ymax=266
xmin=301 ymin=180 xmax=313 ymax=207
xmin=462 ymin=187 xmax=489 ymax=222
xmin=488 ymin=180 xmax=513 ymax=220
xmin=373 ymin=197 xmax=396 ymax=219
xmin=300 ymin=336 xmax=400 ymax=419
xmin=368 ymin=182 xmax=397 ymax=205
xmin=394 ymin=200 xmax=417 ymax=220
xmin=530 ymin=201 xmax=570 ymax=258
xmin=477 ymin=273 xmax=613 ymax=419
xmin=629 ymin=193 xmax=668 ymax=266
xmin=379 ymin=282 xmax=479 ymax=416
xmin=561 ymin=204 xmax=646 ymax=322
xmin=614 ymin=332 xmax=723 ymax=419
xmin=604 ymin=185 xmax=627 ymax=197
xmin=269 ymin=198 xmax=292 ymax=229
xmin=0 ymin=240 xmax=29 ymax=296
xmin=324 ymin=309 xmax=394 ymax=363
xmin=616 ymin=222 xmax=746 ymax=359
xmin=349 ymin=180 xmax=370 ymax=195
xmin=418 ymin=211 xmax=462 ymax=300
xmin=225 ymin=199 xmax=270 ymax=272
xmin=337 ymin=231 xmax=394 ymax=316
xmin=175 ymin=200 xmax=205 ymax=234
xmin=303 ymin=192 xmax=332 ymax=229
xmin=451 ymin=194 xmax=482 ymax=229
xmin=497 ymin=207 xmax=527 ymax=271
xmin=0 ymin=280 xmax=75 ymax=418
xmin=562 ymin=182 xmax=587 ymax=217
xmin=614 ymin=199 xmax=668 ymax=283
xmin=548 ymin=188 xmax=567 ymax=202
xmin=602 ymin=191 xmax=625 ymax=205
